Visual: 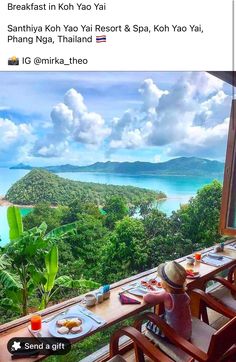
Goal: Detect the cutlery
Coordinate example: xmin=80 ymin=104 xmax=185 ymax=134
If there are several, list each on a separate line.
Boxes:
xmin=79 ymin=307 xmax=102 ymax=324
xmin=43 ymin=309 xmax=69 ymax=323
xmin=120 ymin=282 xmax=140 ymax=294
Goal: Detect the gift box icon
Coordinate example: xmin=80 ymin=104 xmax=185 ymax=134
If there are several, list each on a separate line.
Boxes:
xmin=8 ymin=56 xmax=19 ymax=65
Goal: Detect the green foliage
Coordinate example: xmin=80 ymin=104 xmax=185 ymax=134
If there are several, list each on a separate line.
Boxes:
xmin=59 ymin=214 xmax=107 ymax=281
xmin=170 ymin=180 xmax=222 ymax=248
xmin=46 ymin=222 xmax=78 ymax=239
xmin=0 ymin=269 xmax=21 ymax=289
xmin=7 ymin=206 xmax=23 ymax=241
xmin=2 ymin=211 xmax=99 ymax=316
xmin=23 ymin=203 xmax=64 ymax=231
xmin=104 ymin=196 xmax=129 ymax=229
xmin=55 ymin=276 xmax=98 ymax=290
xmin=61 ymin=199 xmax=103 ymax=224
xmin=45 ymin=246 xmax=58 ymax=291
xmin=101 ymin=217 xmax=147 ymax=282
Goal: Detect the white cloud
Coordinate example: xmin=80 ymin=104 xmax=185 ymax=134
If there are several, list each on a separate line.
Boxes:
xmin=0 ymin=118 xmax=33 ymax=162
xmin=138 ymin=79 xmax=169 ymax=111
xmin=188 ymin=72 xmax=224 ymax=96
xmin=169 ymin=117 xmax=230 ymax=158
xmin=108 ymin=72 xmax=231 ymax=158
xmin=110 ymin=129 xmax=144 ymax=149
xmin=194 ymin=90 xmax=229 ymax=127
xmin=33 ymin=88 xmax=111 ymax=157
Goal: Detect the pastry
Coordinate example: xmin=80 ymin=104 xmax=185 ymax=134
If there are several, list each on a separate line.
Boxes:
xmin=64 ymin=319 xmax=81 ymax=328
xmin=57 ymin=326 xmax=69 ymax=334
xmin=56 ymin=319 xmax=67 ymax=327
xmin=70 ymin=326 xmax=83 ymax=334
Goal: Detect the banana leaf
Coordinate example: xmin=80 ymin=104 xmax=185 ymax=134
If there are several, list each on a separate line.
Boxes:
xmin=7 ymin=206 xmax=23 ymax=241
xmin=45 ymin=222 xmax=78 ymax=238
xmin=44 ymin=245 xmax=58 ymax=292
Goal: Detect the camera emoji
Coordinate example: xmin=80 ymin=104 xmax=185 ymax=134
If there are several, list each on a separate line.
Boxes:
xmin=8 ymin=56 xmax=19 ymax=65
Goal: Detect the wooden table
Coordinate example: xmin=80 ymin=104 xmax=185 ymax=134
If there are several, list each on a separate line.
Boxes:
xmin=1 ymin=241 xmax=236 ymax=362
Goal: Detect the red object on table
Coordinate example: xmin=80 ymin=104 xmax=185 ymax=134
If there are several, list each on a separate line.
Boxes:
xmin=195 ymin=252 xmax=201 ymax=261
xmin=30 ymin=315 xmax=42 ymax=330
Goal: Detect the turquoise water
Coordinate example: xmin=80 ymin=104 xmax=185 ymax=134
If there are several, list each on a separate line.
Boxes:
xmin=58 ymin=172 xmax=222 ymax=213
xmin=0 ymin=168 xmax=222 ymax=246
xmin=0 ymin=207 xmax=31 ymax=247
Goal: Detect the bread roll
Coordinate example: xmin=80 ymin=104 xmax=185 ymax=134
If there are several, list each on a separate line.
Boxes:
xmin=57 ymin=326 xmax=69 ymax=334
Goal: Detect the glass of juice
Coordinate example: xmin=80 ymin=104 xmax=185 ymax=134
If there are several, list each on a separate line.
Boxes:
xmin=195 ymin=252 xmax=201 ymax=261
xmin=30 ymin=314 xmax=42 ymax=331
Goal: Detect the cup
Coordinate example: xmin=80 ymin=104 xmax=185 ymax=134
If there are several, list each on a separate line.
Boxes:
xmin=186 ymin=256 xmax=195 ymax=265
xmin=85 ymin=293 xmax=97 ymax=307
xmin=30 ymin=314 xmax=42 ymax=331
xmin=195 ymin=252 xmax=201 ymax=261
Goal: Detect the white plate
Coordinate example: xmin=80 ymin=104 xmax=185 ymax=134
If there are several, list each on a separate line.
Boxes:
xmin=48 ymin=313 xmax=93 ymax=339
xmin=124 ymin=287 xmax=148 ymax=296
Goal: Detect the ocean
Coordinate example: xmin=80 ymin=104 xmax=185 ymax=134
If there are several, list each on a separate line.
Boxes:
xmin=0 ymin=168 xmax=222 ymax=246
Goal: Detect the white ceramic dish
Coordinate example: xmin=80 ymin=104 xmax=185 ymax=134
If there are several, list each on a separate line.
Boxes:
xmin=48 ymin=313 xmax=93 ymax=339
xmin=186 ymin=273 xmax=200 ymax=279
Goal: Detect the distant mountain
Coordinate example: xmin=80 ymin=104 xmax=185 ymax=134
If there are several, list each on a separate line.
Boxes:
xmin=10 ymin=163 xmax=33 ymax=170
xmin=10 ymin=157 xmax=224 ymax=177
xmin=6 ymin=169 xmax=162 ymax=206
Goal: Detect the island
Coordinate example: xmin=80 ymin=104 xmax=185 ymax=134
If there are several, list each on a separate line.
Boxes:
xmin=5 ymin=169 xmax=165 ymax=206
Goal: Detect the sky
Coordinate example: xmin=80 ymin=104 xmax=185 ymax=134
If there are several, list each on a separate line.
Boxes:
xmin=0 ymin=71 xmax=233 ymax=166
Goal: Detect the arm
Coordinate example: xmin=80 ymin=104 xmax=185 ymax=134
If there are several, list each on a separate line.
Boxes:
xmin=144 ymin=290 xmax=170 ymax=306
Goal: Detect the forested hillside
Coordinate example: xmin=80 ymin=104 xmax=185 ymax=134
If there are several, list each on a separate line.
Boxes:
xmin=5 ymin=169 xmax=164 ymax=206
xmin=11 ymin=157 xmax=224 ymax=176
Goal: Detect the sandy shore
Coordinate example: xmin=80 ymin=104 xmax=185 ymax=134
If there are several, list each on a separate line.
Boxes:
xmin=0 ymin=196 xmax=12 ymax=206
xmin=0 ymin=196 xmax=33 ymax=208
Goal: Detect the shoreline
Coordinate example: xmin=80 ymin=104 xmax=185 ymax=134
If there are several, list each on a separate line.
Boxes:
xmin=0 ymin=196 xmax=34 ymax=208
xmin=0 ymin=195 xmax=191 ymax=209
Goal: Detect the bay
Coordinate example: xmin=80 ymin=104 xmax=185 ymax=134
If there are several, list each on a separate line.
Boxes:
xmin=0 ymin=168 xmax=222 ymax=246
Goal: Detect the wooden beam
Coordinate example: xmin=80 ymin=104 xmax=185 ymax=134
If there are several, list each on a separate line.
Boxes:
xmin=208 ymin=72 xmax=236 ymax=87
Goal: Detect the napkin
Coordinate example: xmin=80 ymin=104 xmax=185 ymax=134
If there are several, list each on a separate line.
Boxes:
xmin=119 ymin=293 xmax=141 ymax=304
xmin=201 ymin=255 xmax=232 ymax=267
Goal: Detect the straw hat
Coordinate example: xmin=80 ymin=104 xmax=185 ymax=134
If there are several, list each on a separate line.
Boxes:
xmin=157 ymin=261 xmax=186 ymax=289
